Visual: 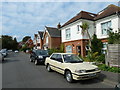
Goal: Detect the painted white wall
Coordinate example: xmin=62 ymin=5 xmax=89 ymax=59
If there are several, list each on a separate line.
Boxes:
xmin=95 ymin=15 xmax=119 ymax=39
xmin=61 ymin=19 xmax=95 ymax=43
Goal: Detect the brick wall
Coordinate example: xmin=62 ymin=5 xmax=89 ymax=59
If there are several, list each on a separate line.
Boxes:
xmin=63 ymin=39 xmax=88 ymax=57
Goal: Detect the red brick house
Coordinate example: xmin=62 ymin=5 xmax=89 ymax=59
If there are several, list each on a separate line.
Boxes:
xmin=43 ymin=26 xmax=61 ymax=50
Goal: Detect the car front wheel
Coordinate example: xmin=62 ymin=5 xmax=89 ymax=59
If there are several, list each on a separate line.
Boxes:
xmin=35 ymin=60 xmax=38 ymax=65
xmin=65 ymin=71 xmax=73 ymax=83
xmin=46 ymin=64 xmax=52 ymax=72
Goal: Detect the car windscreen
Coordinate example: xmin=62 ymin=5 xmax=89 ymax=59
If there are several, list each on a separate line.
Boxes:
xmin=36 ymin=50 xmax=48 ymax=55
xmin=63 ymin=54 xmax=83 ymax=63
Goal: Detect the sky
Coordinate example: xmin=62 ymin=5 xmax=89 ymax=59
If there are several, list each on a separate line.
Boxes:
xmin=1 ymin=1 xmax=119 ymax=42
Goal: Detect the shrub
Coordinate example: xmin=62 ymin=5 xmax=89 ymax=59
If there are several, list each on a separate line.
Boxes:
xmin=98 ymin=64 xmax=120 ymax=73
xmin=96 ymin=54 xmax=105 ymax=63
xmin=48 ymin=48 xmax=64 ymax=55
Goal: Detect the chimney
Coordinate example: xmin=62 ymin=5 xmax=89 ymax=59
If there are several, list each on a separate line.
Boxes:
xmin=57 ymin=22 xmax=61 ymax=29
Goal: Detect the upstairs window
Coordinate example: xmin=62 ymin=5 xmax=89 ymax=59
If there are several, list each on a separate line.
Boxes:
xmin=101 ymin=21 xmax=111 ymax=35
xmin=65 ymin=28 xmax=71 ymax=40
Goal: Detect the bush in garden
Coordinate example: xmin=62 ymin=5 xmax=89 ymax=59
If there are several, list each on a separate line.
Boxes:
xmin=98 ymin=64 xmax=120 ymax=73
xmin=96 ymin=54 xmax=105 ymax=63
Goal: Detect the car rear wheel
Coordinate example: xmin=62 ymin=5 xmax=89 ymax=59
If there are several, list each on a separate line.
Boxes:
xmin=65 ymin=71 xmax=73 ymax=83
xmin=46 ymin=64 xmax=52 ymax=72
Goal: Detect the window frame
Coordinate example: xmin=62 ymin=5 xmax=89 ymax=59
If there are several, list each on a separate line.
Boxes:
xmin=65 ymin=28 xmax=71 ymax=40
xmin=101 ymin=21 xmax=111 ymax=35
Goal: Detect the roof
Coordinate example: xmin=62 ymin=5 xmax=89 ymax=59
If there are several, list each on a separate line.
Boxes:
xmin=94 ymin=4 xmax=120 ymax=20
xmin=61 ymin=11 xmax=97 ymax=27
xmin=46 ymin=26 xmax=61 ymax=37
xmin=38 ymin=31 xmax=44 ymax=39
xmin=61 ymin=4 xmax=120 ymax=28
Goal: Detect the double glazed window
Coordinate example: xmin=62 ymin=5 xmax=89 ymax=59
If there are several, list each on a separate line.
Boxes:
xmin=101 ymin=21 xmax=111 ymax=35
xmin=65 ymin=28 xmax=71 ymax=40
xmin=66 ymin=45 xmax=72 ymax=53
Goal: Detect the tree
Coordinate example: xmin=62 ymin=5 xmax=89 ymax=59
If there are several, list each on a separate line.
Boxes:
xmin=108 ymin=28 xmax=120 ymax=44
xmin=12 ymin=37 xmax=18 ymax=50
xmin=80 ymin=22 xmax=92 ymax=51
xmin=91 ymin=34 xmax=103 ymax=55
xmin=1 ymin=35 xmax=18 ymax=50
xmin=22 ymin=36 xmax=31 ymax=42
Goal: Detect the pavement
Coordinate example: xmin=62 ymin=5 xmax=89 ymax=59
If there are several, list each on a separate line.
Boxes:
xmin=2 ymin=52 xmax=116 ymax=88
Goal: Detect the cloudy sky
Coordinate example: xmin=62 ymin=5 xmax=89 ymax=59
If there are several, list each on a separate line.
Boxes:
xmin=1 ymin=1 xmax=118 ymax=41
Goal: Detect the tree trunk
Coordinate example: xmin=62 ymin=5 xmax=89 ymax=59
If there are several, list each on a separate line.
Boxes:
xmin=86 ymin=29 xmax=92 ymax=52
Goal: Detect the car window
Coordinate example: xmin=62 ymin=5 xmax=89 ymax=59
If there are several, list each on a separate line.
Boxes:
xmin=36 ymin=50 xmax=48 ymax=55
xmin=56 ymin=54 xmax=63 ymax=62
xmin=63 ymin=54 xmax=83 ymax=63
xmin=50 ymin=54 xmax=58 ymax=60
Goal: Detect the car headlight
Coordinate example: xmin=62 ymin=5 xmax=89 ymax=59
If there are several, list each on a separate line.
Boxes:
xmin=75 ymin=70 xmax=86 ymax=73
xmin=38 ymin=56 xmax=43 ymax=59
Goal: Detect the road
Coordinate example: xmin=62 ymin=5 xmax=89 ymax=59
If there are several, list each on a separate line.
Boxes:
xmin=2 ymin=52 xmax=114 ymax=88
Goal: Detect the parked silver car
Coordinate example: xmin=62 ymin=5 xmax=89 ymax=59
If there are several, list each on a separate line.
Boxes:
xmin=0 ymin=53 xmax=4 ymax=62
xmin=0 ymin=49 xmax=8 ymax=57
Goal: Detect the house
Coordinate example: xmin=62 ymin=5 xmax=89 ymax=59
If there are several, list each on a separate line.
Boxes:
xmin=60 ymin=11 xmax=97 ymax=56
xmin=33 ymin=31 xmax=44 ymax=49
xmin=42 ymin=25 xmax=61 ymax=50
xmin=60 ymin=4 xmax=120 ymax=57
xmin=25 ymin=38 xmax=34 ymax=48
xmin=33 ymin=34 xmax=38 ymax=49
xmin=95 ymin=4 xmax=120 ymax=54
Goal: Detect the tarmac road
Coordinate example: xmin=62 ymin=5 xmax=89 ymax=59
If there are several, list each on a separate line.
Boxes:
xmin=2 ymin=52 xmax=114 ymax=88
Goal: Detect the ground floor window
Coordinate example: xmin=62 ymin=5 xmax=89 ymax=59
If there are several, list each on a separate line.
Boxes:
xmin=66 ymin=45 xmax=72 ymax=53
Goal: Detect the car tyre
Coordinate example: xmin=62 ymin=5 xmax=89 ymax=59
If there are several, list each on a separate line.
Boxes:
xmin=46 ymin=64 xmax=52 ymax=72
xmin=30 ymin=58 xmax=33 ymax=62
xmin=35 ymin=60 xmax=38 ymax=65
xmin=65 ymin=71 xmax=73 ymax=83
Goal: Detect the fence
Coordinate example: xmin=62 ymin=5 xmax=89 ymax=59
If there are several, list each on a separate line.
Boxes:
xmin=106 ymin=44 xmax=120 ymax=67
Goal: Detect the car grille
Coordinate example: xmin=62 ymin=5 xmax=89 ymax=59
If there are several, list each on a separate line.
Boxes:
xmin=86 ymin=69 xmax=96 ymax=72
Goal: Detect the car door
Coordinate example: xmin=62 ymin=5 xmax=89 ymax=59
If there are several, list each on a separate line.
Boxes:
xmin=55 ymin=54 xmax=64 ymax=74
xmin=49 ymin=54 xmax=58 ymax=71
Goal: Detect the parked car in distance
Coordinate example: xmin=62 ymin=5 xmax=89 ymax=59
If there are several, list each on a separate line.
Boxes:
xmin=14 ymin=50 xmax=19 ymax=53
xmin=45 ymin=53 xmax=101 ymax=83
xmin=0 ymin=49 xmax=8 ymax=57
xmin=30 ymin=49 xmax=49 ymax=65
xmin=0 ymin=53 xmax=4 ymax=62
xmin=8 ymin=50 xmax=12 ymax=52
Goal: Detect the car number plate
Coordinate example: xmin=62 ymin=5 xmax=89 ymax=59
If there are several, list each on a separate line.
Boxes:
xmin=89 ymin=73 xmax=96 ymax=77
